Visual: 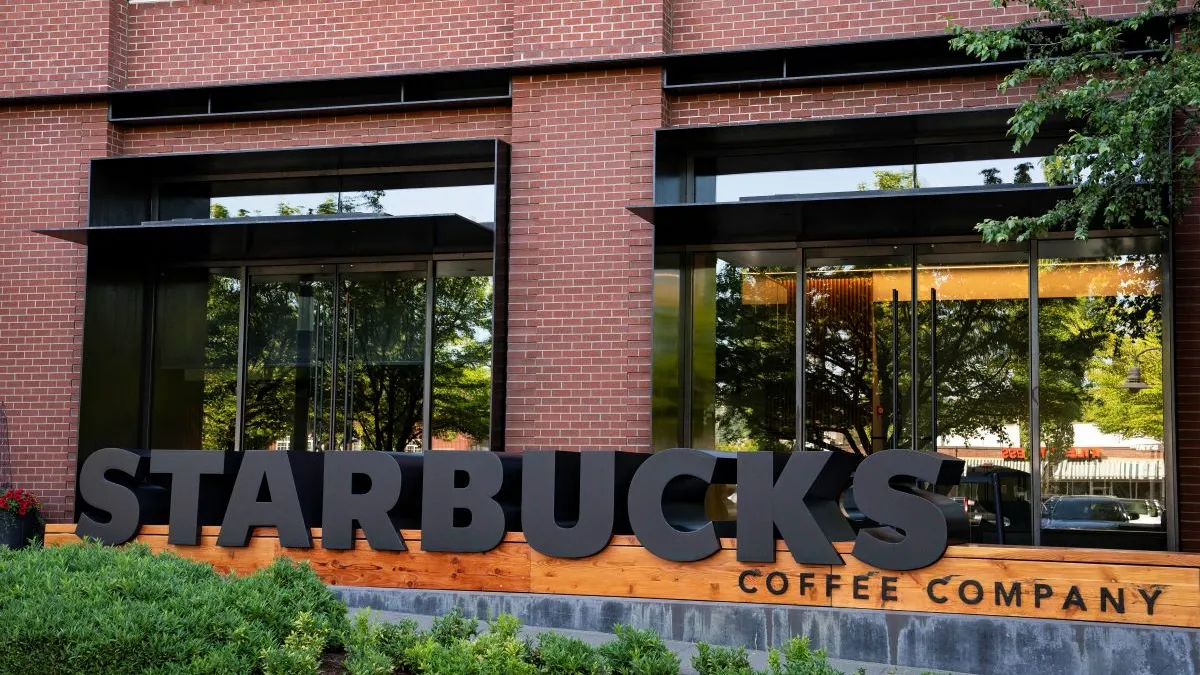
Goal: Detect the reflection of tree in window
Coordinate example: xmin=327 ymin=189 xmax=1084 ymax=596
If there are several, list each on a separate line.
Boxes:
xmin=432 ymin=276 xmax=493 ymax=447
xmin=1037 ymin=254 xmax=1162 ymax=494
xmin=714 ymin=262 xmax=795 ymax=451
xmin=341 ymin=275 xmax=426 ymax=451
xmin=200 ymin=274 xmax=241 ymax=450
xmin=857 ymin=169 xmax=917 ymax=191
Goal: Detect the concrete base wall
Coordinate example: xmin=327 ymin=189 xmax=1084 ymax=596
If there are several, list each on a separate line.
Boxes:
xmin=335 ymin=587 xmax=1200 ymax=675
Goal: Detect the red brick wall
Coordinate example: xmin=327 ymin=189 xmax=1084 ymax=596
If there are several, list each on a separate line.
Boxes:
xmin=668 ymin=75 xmax=1028 ymax=125
xmin=0 ymin=104 xmax=109 ymax=521
xmin=513 ymin=0 xmax=669 ymax=62
xmin=1174 ymin=191 xmax=1200 ymax=551
xmin=669 ymin=0 xmax=1142 ymax=53
xmin=0 ymin=1 xmax=115 ymax=97
xmin=505 ymin=69 xmax=661 ymax=452
xmin=108 ymin=0 xmax=128 ymax=90
xmin=124 ymin=0 xmax=513 ymax=89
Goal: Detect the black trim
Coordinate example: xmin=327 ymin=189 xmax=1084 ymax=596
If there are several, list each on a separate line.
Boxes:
xmin=632 ymin=184 xmax=1076 ymax=247
xmin=36 ymin=213 xmax=494 ymax=263
xmin=86 ymin=138 xmax=503 ymax=228
xmin=108 ymin=70 xmax=512 ymax=126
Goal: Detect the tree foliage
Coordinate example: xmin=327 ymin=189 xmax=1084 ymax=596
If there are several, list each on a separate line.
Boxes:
xmin=191 ymin=194 xmax=493 ymax=452
xmin=949 ymin=0 xmax=1200 ymax=241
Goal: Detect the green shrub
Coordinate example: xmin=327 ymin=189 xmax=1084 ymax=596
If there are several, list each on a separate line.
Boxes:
xmin=473 ymin=613 xmax=535 ymax=675
xmin=0 ymin=540 xmax=347 ymax=675
xmin=408 ymin=634 xmax=478 ymax=675
xmin=765 ymin=637 xmax=841 ymax=675
xmin=597 ymin=624 xmax=680 ymax=675
xmin=430 ymin=606 xmax=479 ymax=645
xmin=343 ymin=611 xmax=394 ymax=675
xmin=535 ymin=632 xmax=606 ymax=675
xmin=261 ymin=611 xmax=329 ymax=675
xmin=693 ymin=642 xmax=759 ymax=675
xmin=377 ymin=617 xmax=423 ymax=671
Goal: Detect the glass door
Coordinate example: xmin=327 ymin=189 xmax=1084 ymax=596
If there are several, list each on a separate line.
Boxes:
xmin=803 ymin=247 xmax=914 ymax=454
xmin=240 ymin=263 xmax=430 ymax=452
xmin=915 ymin=245 xmax=1032 ymax=545
xmin=336 ymin=265 xmax=429 ymax=451
xmin=242 ymin=267 xmax=337 ymax=451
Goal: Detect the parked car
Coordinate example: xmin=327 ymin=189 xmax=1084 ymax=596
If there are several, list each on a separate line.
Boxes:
xmin=1041 ymin=495 xmax=1135 ymax=531
xmin=1120 ymin=498 xmax=1165 ymax=527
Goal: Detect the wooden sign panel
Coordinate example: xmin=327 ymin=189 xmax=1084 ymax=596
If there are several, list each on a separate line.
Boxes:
xmin=44 ymin=525 xmax=1200 ymax=629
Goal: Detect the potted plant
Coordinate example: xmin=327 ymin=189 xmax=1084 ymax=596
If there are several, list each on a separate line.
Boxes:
xmin=0 ymin=488 xmax=45 ymax=549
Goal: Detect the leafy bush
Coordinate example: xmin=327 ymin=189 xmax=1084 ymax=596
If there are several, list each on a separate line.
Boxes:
xmin=377 ymin=618 xmax=423 ymax=671
xmin=535 ymin=632 xmax=606 ymax=675
xmin=597 ymin=624 xmax=681 ymax=675
xmin=693 ymin=642 xmax=756 ymax=675
xmin=430 ymin=606 xmax=479 ymax=645
xmin=472 ymin=614 xmax=535 ymax=675
xmin=343 ymin=611 xmax=393 ymax=675
xmin=261 ymin=611 xmax=329 ymax=675
xmin=0 ymin=541 xmax=347 ymax=675
xmin=408 ymin=635 xmax=479 ymax=675
xmin=765 ymin=637 xmax=840 ymax=675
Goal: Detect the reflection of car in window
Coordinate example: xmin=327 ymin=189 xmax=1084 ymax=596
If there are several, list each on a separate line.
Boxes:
xmin=1041 ymin=495 xmax=1135 ymax=530
xmin=1119 ymin=498 xmax=1164 ymax=527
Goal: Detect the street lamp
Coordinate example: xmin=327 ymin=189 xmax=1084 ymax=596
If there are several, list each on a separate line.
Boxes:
xmin=1119 ymin=346 xmax=1162 ymax=393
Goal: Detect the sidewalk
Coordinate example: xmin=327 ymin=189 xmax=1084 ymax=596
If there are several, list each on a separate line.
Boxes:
xmin=362 ymin=608 xmax=978 ymax=675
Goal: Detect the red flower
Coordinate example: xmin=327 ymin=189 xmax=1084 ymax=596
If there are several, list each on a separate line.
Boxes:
xmin=1 ymin=488 xmax=41 ymax=517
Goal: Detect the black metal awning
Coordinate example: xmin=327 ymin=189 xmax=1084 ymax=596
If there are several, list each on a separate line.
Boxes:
xmin=629 ymin=184 xmax=1075 ymax=247
xmin=35 ymin=213 xmax=495 ymax=263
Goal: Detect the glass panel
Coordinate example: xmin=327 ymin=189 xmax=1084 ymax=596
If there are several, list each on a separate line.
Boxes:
xmin=207 ymin=185 xmax=496 ymax=223
xmin=431 ymin=260 xmax=494 ymax=451
xmin=652 ymin=254 xmax=684 ymax=451
xmin=711 ymin=156 xmax=1050 ymax=201
xmin=1037 ymin=238 xmax=1167 ymax=550
xmin=242 ymin=271 xmax=336 ymax=451
xmin=917 ymin=158 xmax=1046 ymax=188
xmin=150 ymin=269 xmax=241 ymax=451
xmin=916 ymin=248 xmax=1032 ymax=545
xmin=803 ymin=251 xmax=912 ymax=453
xmin=339 ymin=268 xmax=428 ymax=451
xmin=715 ymin=165 xmax=911 ymax=201
xmin=691 ymin=251 xmax=797 ymax=451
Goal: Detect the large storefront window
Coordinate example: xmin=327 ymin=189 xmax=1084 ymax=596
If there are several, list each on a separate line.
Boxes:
xmin=1036 ymin=239 xmax=1165 ymax=549
xmin=653 ymin=236 xmax=1169 ymax=550
xmin=148 ymin=261 xmax=494 ymax=453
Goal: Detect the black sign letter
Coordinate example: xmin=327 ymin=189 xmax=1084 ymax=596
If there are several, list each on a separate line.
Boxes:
xmin=217 ymin=451 xmax=311 ymax=548
xmin=322 ymin=452 xmax=406 ymax=551
xmin=850 ymin=449 xmax=967 ymax=571
xmin=736 ymin=451 xmax=857 ymax=565
xmin=627 ymin=448 xmax=719 ymax=562
xmin=522 ymin=451 xmax=616 ymax=558
xmin=421 ymin=451 xmax=506 ymax=552
xmin=76 ymin=447 xmax=143 ymax=545
xmin=150 ymin=450 xmax=227 ymax=545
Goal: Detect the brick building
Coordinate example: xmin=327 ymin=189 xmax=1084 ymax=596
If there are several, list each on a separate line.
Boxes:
xmin=1 ymin=0 xmax=1190 ymax=556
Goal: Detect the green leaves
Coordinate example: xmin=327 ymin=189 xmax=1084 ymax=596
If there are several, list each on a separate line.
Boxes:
xmin=949 ymin=0 xmax=1200 ymax=241
xmin=0 ymin=542 xmax=346 ymax=675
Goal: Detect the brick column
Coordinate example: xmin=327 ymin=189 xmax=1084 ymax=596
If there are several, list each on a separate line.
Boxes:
xmin=1174 ymin=205 xmax=1200 ymax=550
xmin=505 ymin=69 xmax=663 ymax=452
xmin=0 ymin=104 xmax=111 ymax=521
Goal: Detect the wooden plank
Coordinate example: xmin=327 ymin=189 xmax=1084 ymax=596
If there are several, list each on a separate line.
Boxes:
xmin=41 ymin=524 xmax=1200 ymax=628
xmin=530 ymin=546 xmax=832 ymax=606
xmin=831 ymin=557 xmax=1200 ymax=628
